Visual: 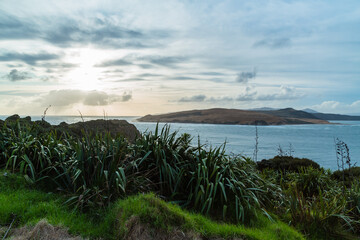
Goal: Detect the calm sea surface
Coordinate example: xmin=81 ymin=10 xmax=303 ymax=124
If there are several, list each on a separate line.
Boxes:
xmin=1 ymin=115 xmax=359 ymax=171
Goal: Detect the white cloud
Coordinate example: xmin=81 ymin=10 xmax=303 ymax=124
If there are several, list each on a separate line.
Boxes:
xmin=37 ymin=89 xmax=132 ymax=107
xmin=312 ymin=100 xmax=360 ymax=114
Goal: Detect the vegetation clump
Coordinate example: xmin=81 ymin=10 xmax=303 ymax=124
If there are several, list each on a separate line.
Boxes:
xmin=0 ymin=117 xmax=359 ymax=239
xmin=256 ymin=156 xmax=320 ymax=172
xmin=332 ymin=166 xmax=360 ymax=185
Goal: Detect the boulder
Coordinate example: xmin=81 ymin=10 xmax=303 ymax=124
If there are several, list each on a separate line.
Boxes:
xmin=66 ymin=119 xmax=140 ymax=142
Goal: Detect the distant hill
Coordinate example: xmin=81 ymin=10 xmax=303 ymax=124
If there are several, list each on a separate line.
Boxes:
xmin=302 ymin=108 xmax=319 ymax=114
xmin=138 ymin=108 xmax=330 ymax=125
xmin=248 ymin=107 xmax=278 ymax=111
xmin=302 ymin=108 xmax=360 ymax=120
xmin=312 ymin=113 xmax=360 ymax=121
xmin=256 ymin=108 xmax=320 ymax=120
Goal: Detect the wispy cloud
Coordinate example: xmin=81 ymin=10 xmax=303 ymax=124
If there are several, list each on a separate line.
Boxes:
xmin=253 ymin=38 xmax=291 ymax=49
xmin=176 ymin=86 xmax=302 ymax=103
xmin=0 ymin=11 xmax=171 ymax=49
xmin=311 ymin=100 xmax=360 ymax=114
xmin=5 ymin=69 xmax=32 ymax=81
xmin=37 ymin=89 xmax=132 ymax=107
xmin=178 ymin=94 xmax=206 ymax=102
xmin=95 ymin=58 xmax=133 ymax=67
xmin=236 ymin=69 xmax=257 ymax=84
xmin=0 ymin=52 xmax=61 ymax=66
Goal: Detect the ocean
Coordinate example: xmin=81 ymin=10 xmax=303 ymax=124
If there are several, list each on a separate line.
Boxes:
xmin=1 ymin=115 xmax=359 ymax=171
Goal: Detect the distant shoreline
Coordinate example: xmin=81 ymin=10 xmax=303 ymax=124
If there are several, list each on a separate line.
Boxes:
xmin=137 ymin=108 xmax=332 ymax=126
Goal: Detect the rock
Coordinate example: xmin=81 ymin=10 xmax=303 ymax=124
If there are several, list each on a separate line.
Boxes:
xmin=24 ymin=116 xmax=32 ymax=122
xmin=5 ymin=114 xmax=20 ymax=121
xmin=66 ymin=119 xmax=140 ymax=142
xmin=35 ymin=120 xmax=52 ymax=129
xmin=2 ymin=114 xmax=141 ymax=142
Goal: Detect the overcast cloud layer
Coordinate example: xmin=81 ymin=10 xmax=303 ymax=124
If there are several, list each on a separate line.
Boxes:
xmin=0 ymin=0 xmax=359 ymax=116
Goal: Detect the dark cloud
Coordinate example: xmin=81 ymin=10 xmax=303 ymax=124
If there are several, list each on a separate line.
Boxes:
xmin=176 ymin=94 xmax=232 ymax=103
xmin=6 ymin=64 xmax=23 ymax=68
xmin=96 ymin=55 xmax=187 ymax=69
xmin=200 ymin=72 xmax=227 ymax=76
xmin=0 ymin=11 xmax=39 ymax=40
xmin=102 ymin=69 xmax=124 ymax=73
xmin=147 ymin=56 xmax=186 ymax=67
xmin=37 ymin=62 xmax=78 ymax=69
xmin=95 ymin=58 xmax=132 ymax=67
xmin=178 ymin=95 xmax=206 ymax=102
xmin=5 ymin=69 xmax=32 ymax=81
xmin=121 ymin=92 xmax=132 ymax=102
xmin=171 ymin=76 xmax=196 ymax=80
xmin=0 ymin=12 xmax=170 ymax=49
xmin=138 ymin=64 xmax=154 ymax=69
xmin=0 ymin=52 xmax=61 ymax=65
xmin=236 ymin=69 xmax=257 ymax=84
xmin=42 ymin=18 xmax=147 ymax=48
xmin=253 ymin=38 xmax=291 ymax=49
xmin=137 ymin=73 xmax=162 ymax=78
xmin=38 ymin=89 xmax=132 ymax=107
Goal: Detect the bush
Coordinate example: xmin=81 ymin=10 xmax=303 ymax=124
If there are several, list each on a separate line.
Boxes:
xmin=257 ymin=156 xmax=320 ymax=172
xmin=332 ymin=166 xmax=360 ymax=186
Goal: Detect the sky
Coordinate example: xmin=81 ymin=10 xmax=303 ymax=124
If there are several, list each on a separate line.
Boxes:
xmin=0 ymin=0 xmax=359 ymax=116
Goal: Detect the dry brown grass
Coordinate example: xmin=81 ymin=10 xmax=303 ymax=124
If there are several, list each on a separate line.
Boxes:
xmin=9 ymin=220 xmax=83 ymax=240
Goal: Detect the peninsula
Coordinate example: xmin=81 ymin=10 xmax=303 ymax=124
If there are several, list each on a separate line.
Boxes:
xmin=137 ymin=108 xmax=330 ymax=125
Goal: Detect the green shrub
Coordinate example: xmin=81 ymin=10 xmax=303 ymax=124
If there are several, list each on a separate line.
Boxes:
xmin=332 ymin=166 xmax=360 ymax=186
xmin=286 ymin=186 xmax=355 ymax=239
xmin=257 ymin=155 xmax=320 ymax=172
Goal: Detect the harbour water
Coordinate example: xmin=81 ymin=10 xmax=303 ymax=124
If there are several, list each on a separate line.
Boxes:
xmin=1 ymin=115 xmax=359 ymax=171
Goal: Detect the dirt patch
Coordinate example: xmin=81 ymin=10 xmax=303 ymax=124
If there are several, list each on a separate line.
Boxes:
xmin=124 ymin=216 xmax=245 ymax=240
xmin=124 ymin=216 xmax=201 ymax=240
xmin=8 ymin=220 xmax=83 ymax=240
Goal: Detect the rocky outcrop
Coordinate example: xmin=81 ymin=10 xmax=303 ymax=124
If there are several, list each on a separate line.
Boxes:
xmin=2 ymin=115 xmax=140 ymax=142
xmin=66 ymin=119 xmax=140 ymax=142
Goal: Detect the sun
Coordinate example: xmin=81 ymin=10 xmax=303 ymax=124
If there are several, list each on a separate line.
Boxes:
xmin=65 ymin=48 xmax=106 ymax=91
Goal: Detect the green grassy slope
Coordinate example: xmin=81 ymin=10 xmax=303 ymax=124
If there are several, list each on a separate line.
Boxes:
xmin=0 ymin=171 xmax=304 ymax=240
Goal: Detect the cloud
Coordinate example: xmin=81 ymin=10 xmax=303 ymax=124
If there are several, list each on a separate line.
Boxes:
xmin=0 ymin=12 xmax=170 ymax=49
xmin=200 ymin=72 xmax=227 ymax=76
xmin=0 ymin=52 xmax=61 ymax=65
xmin=176 ymin=86 xmax=302 ymax=103
xmin=311 ymin=100 xmax=360 ymax=114
xmin=253 ymin=38 xmax=291 ymax=49
xmin=38 ymin=89 xmax=132 ymax=107
xmin=236 ymin=69 xmax=257 ymax=84
xmin=95 ymin=58 xmax=132 ymax=67
xmin=37 ymin=62 xmax=78 ymax=69
xmin=178 ymin=94 xmax=206 ymax=102
xmin=137 ymin=73 xmax=162 ymax=78
xmin=96 ymin=55 xmax=187 ymax=69
xmin=146 ymin=56 xmax=186 ymax=67
xmin=138 ymin=64 xmax=154 ymax=69
xmin=171 ymin=76 xmax=196 ymax=80
xmin=0 ymin=11 xmax=39 ymax=40
xmin=236 ymin=86 xmax=301 ymax=101
xmin=5 ymin=69 xmax=32 ymax=81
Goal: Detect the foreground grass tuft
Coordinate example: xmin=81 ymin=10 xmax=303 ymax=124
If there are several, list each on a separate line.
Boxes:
xmin=0 ymin=171 xmax=304 ymax=240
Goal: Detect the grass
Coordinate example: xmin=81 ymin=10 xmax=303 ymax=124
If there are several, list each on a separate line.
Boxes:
xmin=1 ymin=118 xmax=359 ymax=239
xmin=0 ymin=170 xmax=115 ymax=239
xmin=114 ymin=193 xmax=304 ymax=240
xmin=0 ymin=170 xmax=304 ymax=240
